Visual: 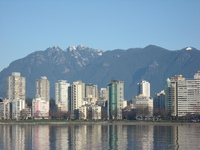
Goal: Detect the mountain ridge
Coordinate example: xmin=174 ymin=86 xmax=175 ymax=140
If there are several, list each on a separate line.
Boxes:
xmin=0 ymin=45 xmax=199 ymax=100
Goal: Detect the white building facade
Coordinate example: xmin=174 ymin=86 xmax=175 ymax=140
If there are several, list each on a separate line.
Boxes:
xmin=165 ymin=72 xmax=200 ymax=116
xmin=137 ymin=80 xmax=150 ymax=97
xmin=70 ymin=81 xmax=85 ymax=111
xmin=132 ymin=94 xmax=153 ymax=117
xmin=55 ymin=80 xmax=70 ymax=111
xmin=12 ymin=99 xmax=25 ymax=120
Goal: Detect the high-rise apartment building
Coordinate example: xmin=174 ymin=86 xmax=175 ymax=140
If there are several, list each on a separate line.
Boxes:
xmin=36 ymin=76 xmax=50 ymax=101
xmin=69 ymin=80 xmax=85 ymax=111
xmin=137 ymin=80 xmax=150 ymax=97
xmin=154 ymin=90 xmax=165 ymax=109
xmin=55 ymin=80 xmax=70 ymax=111
xmin=84 ymin=84 xmax=98 ymax=104
xmin=85 ymin=84 xmax=98 ymax=98
xmin=107 ymin=80 xmax=124 ymax=120
xmin=133 ymin=80 xmax=153 ymax=117
xmin=165 ymin=72 xmax=200 ymax=116
xmin=7 ymin=72 xmax=26 ymax=101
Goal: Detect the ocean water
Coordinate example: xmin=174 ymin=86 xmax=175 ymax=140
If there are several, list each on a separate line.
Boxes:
xmin=0 ymin=124 xmax=200 ymax=150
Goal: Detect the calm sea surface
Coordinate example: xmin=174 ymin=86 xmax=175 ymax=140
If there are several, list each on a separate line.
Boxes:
xmin=0 ymin=124 xmax=200 ymax=150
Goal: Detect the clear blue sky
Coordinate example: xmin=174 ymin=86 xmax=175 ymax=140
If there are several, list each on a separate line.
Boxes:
xmin=0 ymin=0 xmax=200 ymax=71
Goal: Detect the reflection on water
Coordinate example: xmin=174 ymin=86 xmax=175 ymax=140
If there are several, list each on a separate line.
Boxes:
xmin=0 ymin=124 xmax=200 ymax=150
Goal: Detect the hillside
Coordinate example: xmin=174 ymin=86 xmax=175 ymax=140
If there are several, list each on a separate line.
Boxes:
xmin=0 ymin=45 xmax=200 ymax=100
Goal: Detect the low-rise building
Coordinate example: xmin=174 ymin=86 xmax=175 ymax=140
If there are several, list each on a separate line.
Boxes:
xmin=32 ymin=98 xmax=49 ymax=119
xmin=21 ymin=107 xmax=32 ymax=119
xmin=91 ymin=105 xmax=101 ymax=120
xmin=57 ymin=103 xmax=68 ymax=112
xmin=12 ymin=99 xmax=25 ymax=120
xmin=132 ymin=94 xmax=153 ymax=117
xmin=78 ymin=105 xmax=87 ymax=120
xmin=0 ymin=99 xmax=11 ymax=120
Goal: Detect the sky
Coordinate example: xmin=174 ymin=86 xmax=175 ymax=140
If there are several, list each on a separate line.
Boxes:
xmin=0 ymin=0 xmax=200 ymax=71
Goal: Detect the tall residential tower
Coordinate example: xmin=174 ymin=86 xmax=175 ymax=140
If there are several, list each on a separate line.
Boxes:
xmin=165 ymin=72 xmax=200 ymax=116
xmin=36 ymin=76 xmax=50 ymax=101
xmin=69 ymin=80 xmax=85 ymax=111
xmin=7 ymin=72 xmax=26 ymax=101
xmin=55 ymin=80 xmax=70 ymax=111
xmin=107 ymin=80 xmax=124 ymax=120
xmin=137 ymin=80 xmax=150 ymax=97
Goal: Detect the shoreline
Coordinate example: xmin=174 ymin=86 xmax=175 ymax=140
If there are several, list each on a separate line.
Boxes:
xmin=0 ymin=121 xmax=200 ymax=126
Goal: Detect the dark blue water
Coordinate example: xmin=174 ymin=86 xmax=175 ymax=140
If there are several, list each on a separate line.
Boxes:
xmin=0 ymin=124 xmax=199 ymax=150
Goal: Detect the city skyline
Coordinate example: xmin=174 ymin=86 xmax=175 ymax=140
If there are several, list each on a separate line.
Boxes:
xmin=0 ymin=1 xmax=200 ymax=71
xmin=2 ymin=72 xmax=153 ymax=100
xmin=2 ymin=71 xmax=200 ymax=100
xmin=1 ymin=71 xmax=200 ymax=120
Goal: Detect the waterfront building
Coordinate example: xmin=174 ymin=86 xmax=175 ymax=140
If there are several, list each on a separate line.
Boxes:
xmin=165 ymin=72 xmax=200 ymax=116
xmin=36 ymin=76 xmax=50 ymax=101
xmin=0 ymin=99 xmax=11 ymax=120
xmin=165 ymin=78 xmax=177 ymax=116
xmin=20 ymin=107 xmax=32 ymax=119
xmin=55 ymin=80 xmax=70 ymax=111
xmin=137 ymin=80 xmax=150 ymax=97
xmin=32 ymin=98 xmax=49 ymax=119
xmin=154 ymin=90 xmax=165 ymax=109
xmin=91 ymin=105 xmax=101 ymax=120
xmin=78 ymin=105 xmax=87 ymax=120
xmin=56 ymin=103 xmax=68 ymax=112
xmin=132 ymin=94 xmax=153 ymax=117
xmin=107 ymin=80 xmax=124 ymax=120
xmin=12 ymin=99 xmax=25 ymax=120
xmin=7 ymin=72 xmax=26 ymax=101
xmin=69 ymin=80 xmax=85 ymax=111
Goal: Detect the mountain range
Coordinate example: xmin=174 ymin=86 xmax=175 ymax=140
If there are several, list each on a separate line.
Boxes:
xmin=0 ymin=45 xmax=200 ymax=100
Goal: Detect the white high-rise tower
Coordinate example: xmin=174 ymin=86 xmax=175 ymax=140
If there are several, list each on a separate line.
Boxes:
xmin=70 ymin=80 xmax=85 ymax=111
xmin=55 ymin=80 xmax=70 ymax=111
xmin=137 ymin=80 xmax=150 ymax=97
